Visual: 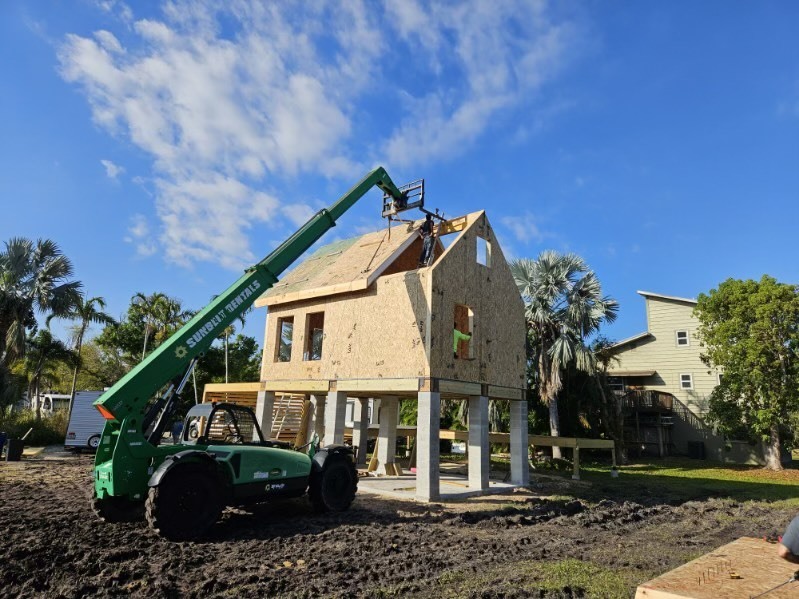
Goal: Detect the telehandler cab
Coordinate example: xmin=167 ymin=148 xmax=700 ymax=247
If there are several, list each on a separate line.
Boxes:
xmin=90 ymin=167 xmax=423 ymax=539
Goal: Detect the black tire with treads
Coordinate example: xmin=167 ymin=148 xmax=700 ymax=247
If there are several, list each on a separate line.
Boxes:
xmin=308 ymin=454 xmax=358 ymax=513
xmin=145 ymin=462 xmax=223 ymax=541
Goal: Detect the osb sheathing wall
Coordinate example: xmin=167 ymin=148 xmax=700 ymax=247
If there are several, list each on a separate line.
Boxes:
xmin=261 ymin=267 xmax=433 ymax=382
xmin=428 ymin=212 xmax=526 ymax=389
xmin=259 ymin=211 xmax=525 ymax=392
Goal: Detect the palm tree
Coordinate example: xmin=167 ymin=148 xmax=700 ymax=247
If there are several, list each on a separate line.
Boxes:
xmin=50 ymin=295 xmax=115 ymax=418
xmin=211 ymin=295 xmax=251 ymax=383
xmin=0 ymin=238 xmax=82 ymax=364
xmin=511 ymin=251 xmax=618 ymax=459
xmin=23 ymin=330 xmax=74 ymax=419
xmin=151 ymin=296 xmax=194 ymax=346
xmin=132 ymin=292 xmax=168 ymax=361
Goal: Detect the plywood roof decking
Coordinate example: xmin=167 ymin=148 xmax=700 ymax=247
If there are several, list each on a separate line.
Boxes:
xmin=635 ymin=537 xmax=799 ymax=599
xmin=256 ymin=222 xmax=421 ymax=308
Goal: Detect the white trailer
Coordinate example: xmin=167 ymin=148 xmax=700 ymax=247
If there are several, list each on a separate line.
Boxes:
xmin=65 ymin=391 xmax=105 ymax=451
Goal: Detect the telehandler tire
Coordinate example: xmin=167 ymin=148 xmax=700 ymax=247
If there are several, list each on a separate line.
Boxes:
xmin=309 ymin=454 xmax=358 ymax=512
xmin=145 ymin=462 xmax=223 ymax=541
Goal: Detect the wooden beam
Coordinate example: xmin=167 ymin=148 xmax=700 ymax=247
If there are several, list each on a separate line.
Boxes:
xmin=204 ymin=382 xmax=261 ymax=393
xmin=438 ymin=379 xmax=482 ymax=396
xmin=336 ymin=378 xmax=420 ymax=392
xmin=261 ymin=379 xmax=331 ymax=393
xmin=488 ymin=385 xmax=524 ymax=400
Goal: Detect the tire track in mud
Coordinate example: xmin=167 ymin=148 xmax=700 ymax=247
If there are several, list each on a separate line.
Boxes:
xmin=1 ymin=458 xmax=794 ymax=598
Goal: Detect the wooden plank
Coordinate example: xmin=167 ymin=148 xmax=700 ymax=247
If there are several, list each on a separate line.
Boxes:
xmin=261 ymin=379 xmax=330 ymax=393
xmin=488 ymin=385 xmax=524 ymax=400
xmin=203 ymin=382 xmax=261 ymax=393
xmin=438 ymin=379 xmax=482 ymax=396
xmin=635 ymin=537 xmax=799 ymax=599
xmin=336 ymin=378 xmax=420 ymax=392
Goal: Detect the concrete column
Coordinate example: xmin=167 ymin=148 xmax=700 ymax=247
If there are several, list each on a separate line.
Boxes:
xmin=416 ymin=391 xmax=440 ymax=501
xmin=324 ymin=390 xmax=347 ymax=446
xmin=306 ymin=394 xmax=326 ymax=445
xmin=510 ymin=400 xmax=530 ymax=486
xmin=468 ymin=395 xmax=489 ymax=491
xmin=254 ymin=391 xmax=275 ymax=441
xmin=376 ymin=396 xmax=399 ymax=474
xmin=352 ymin=397 xmax=370 ymax=467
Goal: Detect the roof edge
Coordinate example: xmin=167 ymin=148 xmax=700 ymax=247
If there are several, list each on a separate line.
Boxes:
xmin=636 ymin=290 xmax=697 ymax=305
xmin=609 ymin=331 xmax=652 ymax=349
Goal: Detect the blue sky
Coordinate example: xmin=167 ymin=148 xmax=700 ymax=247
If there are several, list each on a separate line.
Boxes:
xmin=2 ymin=0 xmax=798 ymax=346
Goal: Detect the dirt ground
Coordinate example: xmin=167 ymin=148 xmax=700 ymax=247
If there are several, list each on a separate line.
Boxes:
xmin=1 ymin=454 xmax=795 ymax=599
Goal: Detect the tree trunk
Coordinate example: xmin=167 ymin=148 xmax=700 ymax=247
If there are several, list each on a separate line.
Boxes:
xmin=66 ymin=332 xmax=84 ymax=426
xmin=549 ymin=394 xmax=562 ymax=459
xmin=764 ymin=423 xmax=783 ymax=471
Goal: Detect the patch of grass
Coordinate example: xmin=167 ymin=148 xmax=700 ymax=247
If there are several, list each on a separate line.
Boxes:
xmin=567 ymin=457 xmax=799 ymax=506
xmin=435 ymin=558 xmax=629 ymax=599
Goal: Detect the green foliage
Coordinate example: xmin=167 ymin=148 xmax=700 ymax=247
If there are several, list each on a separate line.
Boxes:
xmin=49 ymin=340 xmax=127 ymax=391
xmin=0 ymin=237 xmax=82 ymax=364
xmin=0 ymin=409 xmax=69 ymax=446
xmin=22 ymin=330 xmax=74 ymax=401
xmin=695 ymin=276 xmax=799 ymax=466
xmin=511 ymin=251 xmax=618 ymax=449
xmin=96 ymin=292 xmax=193 ymax=367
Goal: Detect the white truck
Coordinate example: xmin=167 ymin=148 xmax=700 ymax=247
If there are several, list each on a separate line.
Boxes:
xmin=65 ymin=391 xmax=105 ymax=451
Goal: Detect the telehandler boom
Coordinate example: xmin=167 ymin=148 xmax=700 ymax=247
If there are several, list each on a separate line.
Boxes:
xmin=91 ymin=167 xmax=417 ymax=538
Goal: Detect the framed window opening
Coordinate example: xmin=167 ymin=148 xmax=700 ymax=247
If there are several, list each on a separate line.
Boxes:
xmin=454 ymin=304 xmax=475 ymax=360
xmin=476 ymin=235 xmax=491 ymax=267
xmin=608 ymin=377 xmax=625 ymax=394
xmin=304 ymin=312 xmax=325 ymax=361
xmin=680 ymin=373 xmax=693 ymax=390
xmin=275 ymin=316 xmax=294 ymax=362
xmin=676 ymin=330 xmax=689 ymax=346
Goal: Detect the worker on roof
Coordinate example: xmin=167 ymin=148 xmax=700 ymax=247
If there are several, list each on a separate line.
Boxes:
xmin=453 ymin=322 xmax=472 ymax=359
xmin=418 ymin=213 xmax=435 ymax=267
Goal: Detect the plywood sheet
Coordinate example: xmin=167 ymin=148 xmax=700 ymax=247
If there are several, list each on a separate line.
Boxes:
xmin=635 ymin=537 xmax=799 ymax=599
xmin=261 ymin=268 xmax=431 ymax=383
xmin=257 ymin=222 xmax=419 ymax=307
xmin=429 ymin=211 xmax=526 ymax=391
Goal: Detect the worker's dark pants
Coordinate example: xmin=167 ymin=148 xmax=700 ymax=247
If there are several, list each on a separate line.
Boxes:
xmin=419 ymin=235 xmax=434 ymax=265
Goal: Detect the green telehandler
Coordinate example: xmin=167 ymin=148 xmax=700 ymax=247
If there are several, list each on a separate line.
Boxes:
xmin=91 ymin=167 xmax=423 ymax=540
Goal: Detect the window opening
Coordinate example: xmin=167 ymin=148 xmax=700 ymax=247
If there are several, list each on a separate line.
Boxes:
xmin=608 ymin=377 xmax=625 ymax=394
xmin=454 ymin=304 xmax=474 ymax=360
xmin=676 ymin=330 xmax=689 ymax=346
xmin=276 ymin=316 xmax=294 ymax=362
xmin=680 ymin=373 xmax=693 ymax=390
xmin=304 ymin=312 xmax=325 ymax=361
xmin=476 ymin=236 xmax=491 ymax=267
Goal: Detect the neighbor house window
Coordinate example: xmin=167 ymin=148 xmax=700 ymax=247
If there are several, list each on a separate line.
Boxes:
xmin=680 ymin=373 xmax=693 ymax=390
xmin=676 ymin=330 xmax=689 ymax=346
xmin=476 ymin=236 xmax=491 ymax=267
xmin=304 ymin=312 xmax=325 ymax=361
xmin=608 ymin=377 xmax=625 ymax=393
xmin=275 ymin=317 xmax=294 ymax=362
xmin=454 ymin=304 xmax=475 ymax=360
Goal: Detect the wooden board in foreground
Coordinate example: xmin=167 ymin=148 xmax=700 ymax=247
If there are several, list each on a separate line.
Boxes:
xmin=635 ymin=537 xmax=798 ymax=599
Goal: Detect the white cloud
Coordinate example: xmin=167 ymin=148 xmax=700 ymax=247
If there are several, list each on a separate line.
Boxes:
xmin=100 ymin=159 xmax=124 ymax=179
xmin=499 ymin=212 xmax=549 ymax=245
xmin=124 ymin=213 xmax=157 ymax=256
xmin=59 ymin=0 xmax=580 ymax=269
